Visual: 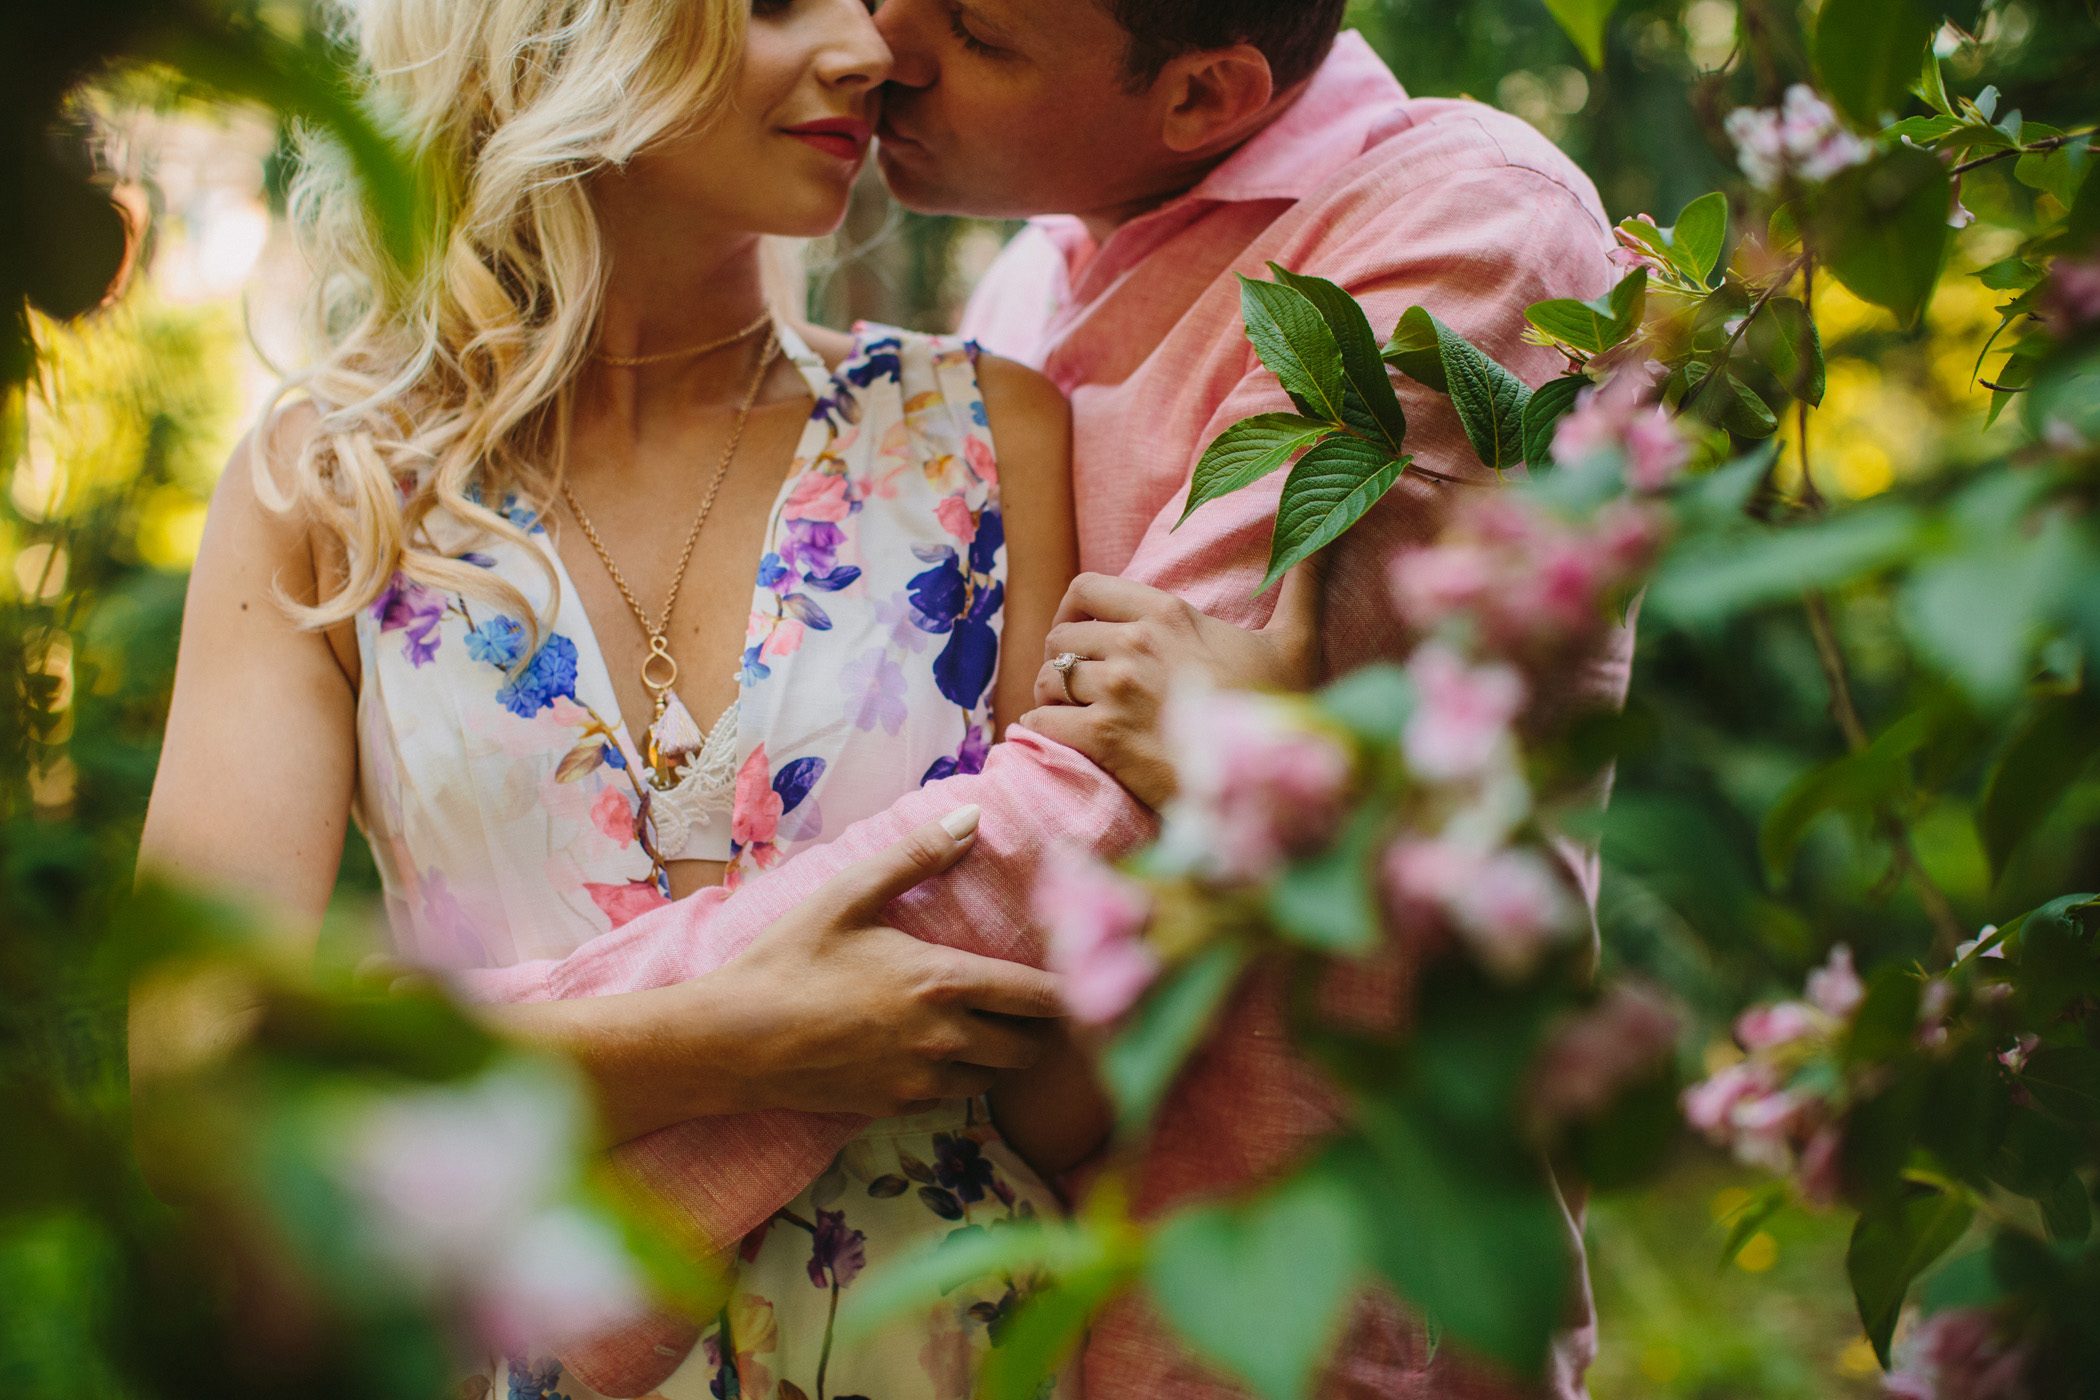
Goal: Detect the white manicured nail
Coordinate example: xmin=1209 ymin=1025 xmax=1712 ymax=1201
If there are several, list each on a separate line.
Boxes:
xmin=941 ymin=804 xmax=982 ymax=840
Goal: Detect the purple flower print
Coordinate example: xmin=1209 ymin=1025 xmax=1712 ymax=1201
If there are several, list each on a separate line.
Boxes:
xmin=782 ymin=518 xmax=846 ymax=576
xmin=806 ymin=1208 xmax=866 ymax=1290
xmin=931 ymin=1132 xmax=996 ymax=1205
xmin=372 ymin=573 xmax=446 ymax=667
xmin=923 ymin=723 xmax=990 ymax=785
xmin=506 ymin=1356 xmax=568 ymax=1400
xmin=802 ymin=565 xmax=863 ymax=593
xmin=739 ymin=643 xmax=772 ymax=686
xmin=466 ymin=615 xmax=526 ymax=669
xmin=933 ymin=581 xmax=1003 ymax=711
xmin=845 ymin=337 xmax=904 ymax=387
xmin=841 ymin=648 xmax=909 ymax=735
xmin=907 ymin=554 xmax=969 ymax=635
xmin=493 ymin=634 xmax=579 ymax=718
xmin=757 ymin=553 xmax=794 ymax=595
xmin=874 ymin=591 xmax=933 ymax=655
xmin=772 ymin=757 xmax=825 ymax=815
xmin=968 ymin=507 xmax=1004 ymax=578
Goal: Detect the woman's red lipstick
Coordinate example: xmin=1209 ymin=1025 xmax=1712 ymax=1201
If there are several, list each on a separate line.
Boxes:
xmin=783 ymin=117 xmax=871 ymax=162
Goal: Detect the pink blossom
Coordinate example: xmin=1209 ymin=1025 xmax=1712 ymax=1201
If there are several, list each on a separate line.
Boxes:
xmin=1402 ymin=645 xmax=1526 ymax=781
xmin=1450 ymin=847 xmax=1583 ymax=978
xmin=1730 ymin=1089 xmax=1811 ymax=1172
xmin=1735 ymin=1000 xmax=1822 ymax=1051
xmin=478 ymin=1207 xmax=647 ymax=1352
xmin=1529 ymin=980 xmax=1682 ymax=1126
xmin=761 ymin=618 xmax=807 ymax=660
xmin=1162 ymin=686 xmax=1352 ymax=882
xmin=1389 ymin=541 xmax=1498 ymax=624
xmin=783 ymin=472 xmax=853 ymax=522
xmin=2045 ymin=254 xmax=2100 ymax=333
xmin=584 ymin=879 xmax=670 ymax=931
xmin=732 ymin=745 xmax=784 ymax=849
xmin=1684 ymin=1060 xmax=1777 ymax=1137
xmin=1884 ymin=1309 xmax=2032 ymax=1400
xmin=1806 ymin=944 xmax=1865 ymax=1018
xmin=1726 ymin=85 xmax=1871 ymax=192
xmin=1797 ymin=1123 xmax=1846 ymax=1207
xmin=589 ymin=787 xmax=634 ymax=846
xmin=933 ymin=495 xmax=978 ymax=543
xmin=1033 ymin=851 xmax=1159 ymax=1024
xmin=1384 ymin=837 xmax=1486 ymax=908
xmin=1999 ymin=1034 xmax=2040 ymax=1074
xmin=1623 ymin=408 xmax=1692 ymax=491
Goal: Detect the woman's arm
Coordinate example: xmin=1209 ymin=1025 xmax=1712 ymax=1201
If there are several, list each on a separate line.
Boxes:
xmin=975 ymin=354 xmax=1078 ymax=736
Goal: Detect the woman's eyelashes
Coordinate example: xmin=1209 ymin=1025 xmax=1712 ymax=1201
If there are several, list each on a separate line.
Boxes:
xmin=752 ymin=0 xmax=794 ymax=16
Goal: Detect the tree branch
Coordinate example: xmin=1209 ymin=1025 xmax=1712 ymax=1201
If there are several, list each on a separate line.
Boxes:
xmin=1950 ymin=130 xmax=2096 ymax=178
xmin=1680 ymin=254 xmax=1810 ymax=411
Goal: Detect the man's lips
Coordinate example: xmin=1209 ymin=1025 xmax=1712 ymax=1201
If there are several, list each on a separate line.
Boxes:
xmin=783 ymin=117 xmax=871 ymax=162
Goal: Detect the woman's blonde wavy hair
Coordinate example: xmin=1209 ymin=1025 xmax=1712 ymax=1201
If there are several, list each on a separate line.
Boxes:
xmin=259 ymin=0 xmax=768 ymax=640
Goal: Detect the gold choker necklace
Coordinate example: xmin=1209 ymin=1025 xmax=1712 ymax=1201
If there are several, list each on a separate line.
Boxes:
xmin=592 ymin=310 xmax=772 ymax=369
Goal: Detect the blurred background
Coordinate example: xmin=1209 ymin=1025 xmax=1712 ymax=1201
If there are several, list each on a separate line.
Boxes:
xmin=6 ymin=1 xmax=2096 ymax=1396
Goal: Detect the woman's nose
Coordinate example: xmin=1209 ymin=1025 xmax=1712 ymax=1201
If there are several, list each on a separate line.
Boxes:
xmin=814 ymin=0 xmax=895 ymax=89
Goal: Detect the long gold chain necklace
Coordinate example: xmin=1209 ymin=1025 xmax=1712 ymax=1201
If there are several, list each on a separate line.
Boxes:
xmin=561 ymin=323 xmax=779 ymax=784
xmin=591 ymin=309 xmax=773 ymax=368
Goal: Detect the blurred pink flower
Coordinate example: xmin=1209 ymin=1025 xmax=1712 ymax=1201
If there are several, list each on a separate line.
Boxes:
xmin=1163 ymin=685 xmax=1352 ymax=881
xmin=1529 ymin=980 xmax=1683 ymax=1126
xmin=1807 ymin=944 xmax=1865 ymax=1018
xmin=1684 ymin=1060 xmax=1776 ymax=1137
xmin=1797 ymin=1123 xmax=1846 ymax=1207
xmin=1623 ymin=408 xmax=1692 ymax=491
xmin=1730 ymin=1089 xmax=1812 ymax=1173
xmin=478 ymin=1208 xmax=647 ymax=1353
xmin=1884 ymin=1309 xmax=2032 ymax=1400
xmin=590 ymin=787 xmax=634 ymax=846
xmin=1726 ymin=86 xmax=1871 ymax=192
xmin=1403 ymin=645 xmax=1526 ymax=781
xmin=1735 ymin=1000 xmax=1822 ymax=1050
xmin=1451 ymin=847 xmax=1583 ymax=978
xmin=1033 ymin=851 xmax=1159 ymax=1024
xmin=2045 ymin=254 xmax=2100 ymax=334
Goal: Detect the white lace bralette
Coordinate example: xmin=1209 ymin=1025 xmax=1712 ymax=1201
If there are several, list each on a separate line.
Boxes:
xmin=646 ymin=697 xmax=738 ymax=864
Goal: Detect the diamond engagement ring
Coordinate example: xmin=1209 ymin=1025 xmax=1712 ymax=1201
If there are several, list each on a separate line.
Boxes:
xmin=1052 ymin=651 xmax=1087 ymax=703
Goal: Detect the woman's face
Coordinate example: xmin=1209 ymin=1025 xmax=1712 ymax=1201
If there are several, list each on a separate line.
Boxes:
xmin=624 ymin=0 xmax=891 ymax=239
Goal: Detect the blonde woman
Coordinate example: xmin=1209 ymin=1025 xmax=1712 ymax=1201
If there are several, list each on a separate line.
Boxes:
xmin=137 ymin=0 xmax=1114 ymax=1394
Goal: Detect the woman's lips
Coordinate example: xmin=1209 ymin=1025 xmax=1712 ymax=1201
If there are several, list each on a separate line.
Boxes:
xmin=783 ymin=118 xmax=871 ymax=162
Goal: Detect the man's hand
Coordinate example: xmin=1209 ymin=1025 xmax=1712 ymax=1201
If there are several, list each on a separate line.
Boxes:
xmin=484 ymin=807 xmax=1068 ymax=1141
xmin=702 ymin=805 xmax=1065 ymax=1118
xmin=1016 ymin=558 xmax=1326 ymax=809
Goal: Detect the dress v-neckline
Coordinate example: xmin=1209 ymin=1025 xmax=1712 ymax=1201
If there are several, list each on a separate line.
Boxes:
xmin=536 ymin=321 xmax=839 ymax=771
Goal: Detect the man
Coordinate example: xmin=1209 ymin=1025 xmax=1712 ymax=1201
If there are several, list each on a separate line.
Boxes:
xmin=478 ymin=3 xmax=1619 ymax=1394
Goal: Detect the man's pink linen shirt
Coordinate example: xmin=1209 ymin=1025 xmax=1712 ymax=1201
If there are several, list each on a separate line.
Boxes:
xmin=466 ymin=33 xmax=1617 ymax=1399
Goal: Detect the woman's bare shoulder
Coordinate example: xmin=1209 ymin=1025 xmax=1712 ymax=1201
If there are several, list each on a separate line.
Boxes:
xmin=974 ymin=354 xmax=1070 ymax=464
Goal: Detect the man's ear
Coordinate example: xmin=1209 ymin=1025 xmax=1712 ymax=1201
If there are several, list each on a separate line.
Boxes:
xmin=1156 ymin=43 xmax=1275 ymax=155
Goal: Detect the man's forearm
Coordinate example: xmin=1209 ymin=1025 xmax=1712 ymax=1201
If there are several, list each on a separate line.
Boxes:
xmin=456 ymin=727 xmax=1156 ymax=1009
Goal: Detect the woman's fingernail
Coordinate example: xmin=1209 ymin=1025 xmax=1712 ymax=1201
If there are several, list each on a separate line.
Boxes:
xmin=941 ymin=804 xmax=982 ymax=840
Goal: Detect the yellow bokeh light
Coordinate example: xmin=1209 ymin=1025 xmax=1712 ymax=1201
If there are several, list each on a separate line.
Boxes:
xmin=138 ymin=486 xmax=213 ymax=571
xmin=1734 ymin=1231 xmax=1780 ymax=1272
xmin=1709 ymin=1186 xmax=1754 ymax=1223
xmin=1836 ymin=1337 xmax=1882 ymax=1378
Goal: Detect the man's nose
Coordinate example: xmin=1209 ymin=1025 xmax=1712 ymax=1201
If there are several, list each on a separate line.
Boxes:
xmin=872 ymin=0 xmax=938 ymax=90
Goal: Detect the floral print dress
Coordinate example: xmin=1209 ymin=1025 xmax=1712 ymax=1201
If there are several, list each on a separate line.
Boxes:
xmin=350 ymin=324 xmax=1074 ymax=1400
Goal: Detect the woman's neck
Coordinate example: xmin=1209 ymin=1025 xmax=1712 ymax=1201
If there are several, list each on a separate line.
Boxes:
xmin=592 ymin=229 xmax=772 ymax=369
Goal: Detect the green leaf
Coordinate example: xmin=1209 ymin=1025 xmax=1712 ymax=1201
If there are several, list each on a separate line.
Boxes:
xmin=1898 ymin=503 xmax=2082 ymax=708
xmin=1760 ymin=720 xmax=1923 ymax=883
xmin=1381 ymin=305 xmax=1448 ymax=391
xmin=1336 ymin=1114 xmax=1572 ymax=1378
xmin=1267 ymin=804 xmax=1385 ymax=955
xmin=1668 ymin=192 xmax=1731 ymax=284
xmin=980 ymin=1258 xmax=1136 ymax=1400
xmin=1100 ymin=942 xmax=1251 ymax=1132
xmin=1845 ymin=964 xmax=1925 ymax=1065
xmin=1815 ymin=0 xmax=1938 ymax=128
xmin=1431 ymin=316 xmax=1534 ymax=471
xmin=1817 ymin=146 xmax=1954 ymax=329
xmin=1848 ymin=1187 xmax=1974 ymax=1365
xmin=1649 ymin=504 xmax=1922 ymax=627
xmin=1521 ymin=374 xmax=1591 ymax=470
xmin=1264 ymin=436 xmax=1412 ymax=592
xmin=1524 ymin=268 xmax=1649 ymax=355
xmin=1976 ymin=691 xmax=2100 ymax=878
xmin=838 ymin=1221 xmax=1065 ymax=1339
xmin=1543 ymin=0 xmax=1621 ymax=67
xmin=1317 ymin=663 xmax=1415 ymax=742
xmin=1717 ymin=1183 xmax=1790 ymax=1269
xmin=2014 ymin=141 xmax=2091 ymax=208
xmin=1237 ymin=275 xmax=1353 ymax=427
xmin=1685 ymin=364 xmax=1780 ymax=438
xmin=1882 ymin=114 xmax=1964 ymax=142
xmin=1146 ymin=1172 xmax=1362 ymax=1400
xmin=1178 ymin=415 xmax=1336 ymax=528
xmin=1269 ymin=265 xmax=1409 ymax=454
xmin=1914 ymin=47 xmax=1953 ymax=117
xmin=1746 ymin=297 xmax=1826 ymax=406
xmin=2039 ymin=1174 xmax=2093 ymax=1244
xmin=1976 ymin=256 xmax=2046 ymax=292
xmin=2021 ymin=1048 xmax=2100 ymax=1125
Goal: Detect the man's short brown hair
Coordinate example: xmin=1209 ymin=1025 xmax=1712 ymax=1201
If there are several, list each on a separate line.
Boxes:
xmin=1099 ymin=0 xmax=1350 ymax=94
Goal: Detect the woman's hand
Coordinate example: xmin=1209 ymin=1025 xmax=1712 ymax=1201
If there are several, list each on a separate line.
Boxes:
xmin=1014 ymin=561 xmax=1326 ymax=810
xmin=478 ymin=808 xmax=1068 ymax=1141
